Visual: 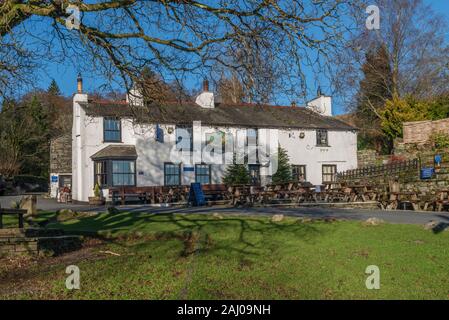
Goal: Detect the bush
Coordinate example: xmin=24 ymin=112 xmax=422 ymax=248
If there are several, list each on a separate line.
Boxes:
xmin=12 ymin=175 xmax=48 ymax=193
xmin=430 ymin=132 xmax=449 ymax=150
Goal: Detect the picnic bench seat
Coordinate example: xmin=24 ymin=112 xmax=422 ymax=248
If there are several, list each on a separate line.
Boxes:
xmin=201 ymin=184 xmax=229 ymax=201
xmin=109 ymin=187 xmax=149 ymax=205
xmin=0 ymin=207 xmax=27 ymax=229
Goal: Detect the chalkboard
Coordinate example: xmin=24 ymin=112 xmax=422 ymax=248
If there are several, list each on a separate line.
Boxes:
xmin=188 ymin=182 xmax=206 ymax=206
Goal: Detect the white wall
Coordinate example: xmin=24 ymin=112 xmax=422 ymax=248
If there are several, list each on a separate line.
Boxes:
xmin=279 ymin=129 xmax=357 ymax=185
xmin=72 ymin=104 xmax=357 ymax=201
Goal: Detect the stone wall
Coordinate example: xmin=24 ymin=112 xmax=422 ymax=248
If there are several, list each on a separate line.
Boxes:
xmin=0 ymin=228 xmax=82 ymax=256
xmin=403 ymin=118 xmax=449 ymax=144
xmin=50 ymin=134 xmax=72 ymax=173
xmin=357 ymin=149 xmax=390 ymax=167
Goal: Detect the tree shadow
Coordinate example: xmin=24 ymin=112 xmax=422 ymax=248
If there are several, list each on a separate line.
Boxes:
xmin=45 ymin=210 xmax=332 ymax=261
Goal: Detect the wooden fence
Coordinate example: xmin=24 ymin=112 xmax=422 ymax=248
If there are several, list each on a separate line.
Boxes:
xmin=337 ymin=159 xmax=419 ymax=181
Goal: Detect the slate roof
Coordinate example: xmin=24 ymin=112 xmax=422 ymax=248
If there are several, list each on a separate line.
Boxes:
xmin=80 ymin=100 xmax=356 ymax=131
xmin=90 ymin=145 xmax=137 ymax=160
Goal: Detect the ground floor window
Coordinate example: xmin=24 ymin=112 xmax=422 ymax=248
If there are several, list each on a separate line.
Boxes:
xmin=322 ymin=164 xmax=337 ymax=183
xmin=112 ymin=160 xmax=135 ymax=186
xmin=94 ymin=159 xmax=136 ymax=187
xmin=292 ymin=165 xmax=307 ymax=182
xmin=195 ymin=164 xmax=211 ymax=184
xmin=94 ymin=161 xmax=108 ymax=187
xmin=164 ymin=163 xmax=181 ymax=185
xmin=248 ymin=164 xmax=261 ymax=185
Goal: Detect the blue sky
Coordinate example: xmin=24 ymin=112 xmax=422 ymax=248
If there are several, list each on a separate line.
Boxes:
xmin=33 ymin=1 xmax=449 ymax=115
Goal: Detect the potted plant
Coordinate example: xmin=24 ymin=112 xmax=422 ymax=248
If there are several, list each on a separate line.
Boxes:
xmin=88 ymin=183 xmax=105 ymax=205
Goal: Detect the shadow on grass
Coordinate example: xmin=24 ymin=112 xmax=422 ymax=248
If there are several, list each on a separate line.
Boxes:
xmin=46 ymin=211 xmax=333 ymax=259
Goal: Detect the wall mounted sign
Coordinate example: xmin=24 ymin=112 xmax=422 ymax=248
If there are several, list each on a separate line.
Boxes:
xmin=183 ymin=166 xmax=194 ymax=172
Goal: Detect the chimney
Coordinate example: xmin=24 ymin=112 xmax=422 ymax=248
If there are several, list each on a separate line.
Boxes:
xmin=306 ymin=88 xmax=332 ymax=116
xmin=77 ymin=73 xmax=83 ymax=94
xmin=195 ymin=78 xmax=214 ymax=109
xmin=203 ymin=79 xmax=209 ymax=92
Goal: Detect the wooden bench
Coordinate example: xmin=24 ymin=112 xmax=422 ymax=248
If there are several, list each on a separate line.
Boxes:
xmin=202 ymin=184 xmax=229 ymax=201
xmin=0 ymin=207 xmax=27 ymax=229
xmin=109 ymin=187 xmax=148 ymax=205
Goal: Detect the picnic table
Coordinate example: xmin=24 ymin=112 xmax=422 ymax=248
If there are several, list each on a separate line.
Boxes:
xmin=382 ymin=191 xmax=420 ymax=210
xmin=0 ymin=207 xmax=27 ymax=229
xmin=434 ymin=189 xmax=449 ymax=211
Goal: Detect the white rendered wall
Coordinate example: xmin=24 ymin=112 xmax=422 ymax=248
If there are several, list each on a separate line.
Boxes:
xmin=73 ymin=111 xmax=357 ymax=201
xmin=278 ymin=129 xmax=358 ymax=185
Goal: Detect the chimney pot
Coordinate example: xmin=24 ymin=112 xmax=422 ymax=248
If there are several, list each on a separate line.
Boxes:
xmin=77 ymin=73 xmax=83 ymax=94
xmin=203 ymin=79 xmax=209 ymax=92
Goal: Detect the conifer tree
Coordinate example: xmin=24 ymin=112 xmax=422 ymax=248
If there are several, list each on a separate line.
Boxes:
xmin=271 ymin=146 xmax=292 ymax=184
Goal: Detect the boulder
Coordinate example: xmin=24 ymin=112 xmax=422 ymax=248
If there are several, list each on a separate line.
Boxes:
xmin=20 ymin=195 xmax=37 ymax=215
xmin=363 ymin=217 xmax=384 ymax=226
xmin=271 ymin=214 xmax=284 ymax=222
xmin=56 ymin=209 xmax=76 ymax=221
xmin=212 ymin=213 xmax=223 ymax=220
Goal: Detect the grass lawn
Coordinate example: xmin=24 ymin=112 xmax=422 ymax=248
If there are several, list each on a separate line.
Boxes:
xmin=1 ymin=211 xmax=448 ymax=299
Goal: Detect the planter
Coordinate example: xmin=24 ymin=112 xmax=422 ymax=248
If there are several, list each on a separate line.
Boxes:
xmin=88 ymin=196 xmax=105 ymax=206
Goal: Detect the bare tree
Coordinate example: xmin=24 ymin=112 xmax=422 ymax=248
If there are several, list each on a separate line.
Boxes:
xmin=0 ymin=0 xmax=354 ymax=102
xmin=216 ymin=73 xmax=246 ymax=104
xmin=333 ymin=0 xmax=449 ymax=113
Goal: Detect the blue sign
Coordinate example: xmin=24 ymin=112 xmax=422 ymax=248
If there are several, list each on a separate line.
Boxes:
xmin=183 ymin=166 xmax=194 ymax=172
xmin=51 ymin=176 xmax=58 ymax=183
xmin=188 ymin=183 xmax=206 ymax=206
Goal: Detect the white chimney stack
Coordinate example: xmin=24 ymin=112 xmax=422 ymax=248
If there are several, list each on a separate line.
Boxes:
xmin=126 ymin=86 xmax=144 ymax=107
xmin=195 ymin=79 xmax=214 ymax=109
xmin=306 ymin=87 xmax=332 ymax=116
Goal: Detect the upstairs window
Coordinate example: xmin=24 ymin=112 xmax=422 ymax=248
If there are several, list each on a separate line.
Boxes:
xmin=246 ymin=128 xmax=258 ymax=164
xmin=176 ymin=125 xmax=193 ymax=151
xmin=316 ymin=129 xmax=328 ymax=147
xmin=104 ymin=117 xmax=121 ymax=142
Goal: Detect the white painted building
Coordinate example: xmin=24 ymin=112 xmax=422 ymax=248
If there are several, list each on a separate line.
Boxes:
xmin=67 ymin=79 xmax=357 ymax=202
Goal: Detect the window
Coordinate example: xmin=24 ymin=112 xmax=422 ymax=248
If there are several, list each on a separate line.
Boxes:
xmin=176 ymin=125 xmax=193 ymax=151
xmin=195 ymin=164 xmax=211 ymax=184
xmin=322 ymin=165 xmax=337 ymax=183
xmin=205 ymin=131 xmax=225 ymax=154
xmin=59 ymin=175 xmax=72 ymax=189
xmin=112 ymin=160 xmax=135 ymax=186
xmin=164 ymin=163 xmax=181 ymax=186
xmin=247 ymin=128 xmax=258 ymax=164
xmin=104 ymin=117 xmax=121 ymax=142
xmin=292 ymin=165 xmax=306 ymax=182
xmin=316 ymin=129 xmax=328 ymax=146
xmin=248 ymin=164 xmax=261 ymax=185
xmin=94 ymin=161 xmax=108 ymax=187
